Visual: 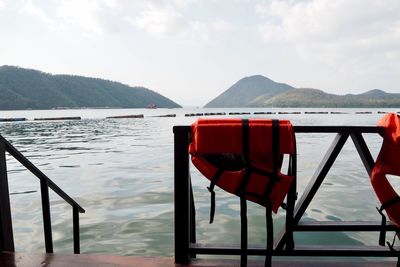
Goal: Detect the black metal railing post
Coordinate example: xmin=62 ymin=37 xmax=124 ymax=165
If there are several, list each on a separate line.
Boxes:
xmin=174 ymin=126 xmax=191 ymax=264
xmin=0 ymin=138 xmax=14 ymax=252
xmin=40 ymin=178 xmax=53 ymax=253
xmin=73 ymin=204 xmax=80 ymax=254
xmin=189 ymin=179 xmax=196 ymax=258
xmin=284 ymin=143 xmax=297 ymax=250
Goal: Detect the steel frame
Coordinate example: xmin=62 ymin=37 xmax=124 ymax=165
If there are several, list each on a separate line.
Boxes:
xmin=174 ymin=125 xmax=400 ymax=265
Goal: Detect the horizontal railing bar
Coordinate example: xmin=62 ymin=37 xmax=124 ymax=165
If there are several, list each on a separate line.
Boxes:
xmin=294 ymin=221 xmax=398 ymax=232
xmin=173 ymin=125 xmax=385 ymax=134
xmin=190 ymin=244 xmax=400 ymax=257
xmin=293 ymin=125 xmax=384 ymax=134
xmin=0 ymin=136 xmax=85 ymax=213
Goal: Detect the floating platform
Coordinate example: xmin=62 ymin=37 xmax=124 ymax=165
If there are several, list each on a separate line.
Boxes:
xmin=0 ymin=253 xmax=396 ymax=267
xmin=0 ymin=118 xmax=27 ymax=122
xmin=152 ymin=114 xmax=176 ymax=117
xmin=330 ymin=112 xmax=348 ymax=114
xmin=278 ymin=111 xmax=301 ymax=114
xmin=185 ymin=113 xmax=204 ymax=117
xmin=253 ymin=112 xmax=276 ymax=115
xmin=228 ymin=112 xmax=251 ymax=115
xmin=204 ymin=112 xmax=226 ymax=116
xmin=34 ymin=116 xmax=81 ymax=121
xmin=106 ymin=114 xmax=144 ymax=119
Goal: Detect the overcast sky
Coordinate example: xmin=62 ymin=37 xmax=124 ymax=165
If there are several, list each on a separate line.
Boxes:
xmin=1 ymin=0 xmax=400 ymax=106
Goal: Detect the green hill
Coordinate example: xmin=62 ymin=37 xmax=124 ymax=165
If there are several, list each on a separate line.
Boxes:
xmin=254 ymin=88 xmax=400 ymax=107
xmin=0 ymin=66 xmax=181 ymax=110
xmin=205 ymin=75 xmax=294 ymax=107
xmin=206 ymin=75 xmax=400 ymax=108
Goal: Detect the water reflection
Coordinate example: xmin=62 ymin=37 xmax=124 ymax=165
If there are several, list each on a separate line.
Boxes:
xmin=0 ymin=108 xmax=389 ymax=256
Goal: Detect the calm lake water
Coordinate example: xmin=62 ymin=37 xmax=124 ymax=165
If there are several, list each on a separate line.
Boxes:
xmin=0 ymin=107 xmax=398 ymax=256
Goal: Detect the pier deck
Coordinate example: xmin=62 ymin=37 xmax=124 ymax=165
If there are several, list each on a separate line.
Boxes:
xmin=0 ymin=252 xmax=397 ymax=267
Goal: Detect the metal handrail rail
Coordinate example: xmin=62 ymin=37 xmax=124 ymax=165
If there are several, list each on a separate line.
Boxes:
xmin=1 ymin=136 xmax=85 ymax=212
xmin=0 ymin=134 xmax=85 ymax=254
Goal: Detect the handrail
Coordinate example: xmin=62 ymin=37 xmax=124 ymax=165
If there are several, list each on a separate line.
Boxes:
xmin=174 ymin=125 xmax=385 ymax=134
xmin=173 ymin=124 xmax=399 ymax=265
xmin=0 ymin=134 xmax=85 ymax=254
xmin=0 ymin=135 xmax=85 ymax=212
xmin=294 ymin=125 xmax=384 ymax=134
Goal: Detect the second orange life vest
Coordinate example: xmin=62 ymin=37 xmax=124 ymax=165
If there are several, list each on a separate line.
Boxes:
xmin=371 ymin=113 xmax=400 ymax=227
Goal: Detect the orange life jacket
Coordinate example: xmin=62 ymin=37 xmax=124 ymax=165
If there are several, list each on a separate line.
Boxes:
xmin=189 ymin=118 xmax=296 ymax=221
xmin=371 ymin=113 xmax=400 ymax=227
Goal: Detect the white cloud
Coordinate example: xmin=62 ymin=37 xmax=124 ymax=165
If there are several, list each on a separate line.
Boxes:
xmin=0 ymin=0 xmax=5 ymax=10
xmin=173 ymin=0 xmax=197 ymax=8
xmin=256 ymin=0 xmax=400 ymax=67
xmin=17 ymin=0 xmax=208 ymax=40
xmin=55 ymin=0 xmax=104 ymax=34
xmin=22 ymin=0 xmax=56 ymax=29
xmin=126 ymin=2 xmax=208 ymax=41
xmin=213 ymin=18 xmax=232 ymax=32
xmin=19 ymin=0 xmax=120 ymax=35
xmin=131 ymin=4 xmax=185 ymax=36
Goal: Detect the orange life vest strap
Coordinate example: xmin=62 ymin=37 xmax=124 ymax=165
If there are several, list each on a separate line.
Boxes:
xmin=261 ymin=119 xmax=280 ymax=203
xmin=207 ymin=168 xmax=224 ymax=224
xmin=236 ymin=119 xmax=251 ymax=196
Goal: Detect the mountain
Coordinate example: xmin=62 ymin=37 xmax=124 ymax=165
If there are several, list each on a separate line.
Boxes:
xmin=205 ymin=75 xmax=400 ymax=108
xmin=204 ymin=75 xmax=294 ymax=107
xmin=360 ymin=89 xmax=387 ymax=97
xmin=0 ymin=66 xmax=181 ymax=110
xmin=253 ymin=88 xmax=400 ymax=107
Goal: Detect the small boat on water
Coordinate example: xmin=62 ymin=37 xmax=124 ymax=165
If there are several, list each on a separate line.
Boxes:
xmin=147 ymin=103 xmax=157 ymax=109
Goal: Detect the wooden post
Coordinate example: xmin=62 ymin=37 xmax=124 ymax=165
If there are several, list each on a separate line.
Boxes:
xmin=0 ymin=138 xmax=15 ymax=252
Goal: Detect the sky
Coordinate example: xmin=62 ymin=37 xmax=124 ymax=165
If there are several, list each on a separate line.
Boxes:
xmin=1 ymin=0 xmax=400 ymax=106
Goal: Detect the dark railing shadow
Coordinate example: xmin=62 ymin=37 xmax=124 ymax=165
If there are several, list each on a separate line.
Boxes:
xmin=0 ymin=135 xmax=85 ymax=254
xmin=174 ymin=125 xmax=400 ymax=265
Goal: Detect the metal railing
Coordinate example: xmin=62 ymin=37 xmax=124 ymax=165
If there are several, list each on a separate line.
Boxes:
xmin=0 ymin=135 xmax=85 ymax=254
xmin=174 ymin=125 xmax=400 ymax=264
